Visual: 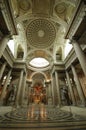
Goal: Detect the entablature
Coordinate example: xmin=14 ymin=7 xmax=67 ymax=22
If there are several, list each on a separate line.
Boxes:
xmin=0 ymin=0 xmax=18 ymax=35
xmin=65 ymin=0 xmax=86 ymax=41
xmin=64 ymin=44 xmax=86 ymax=70
xmin=13 ymin=60 xmax=26 ymax=71
xmin=51 ymin=62 xmax=65 ymax=74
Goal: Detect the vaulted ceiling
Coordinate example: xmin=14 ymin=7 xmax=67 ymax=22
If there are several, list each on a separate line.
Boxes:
xmin=10 ymin=0 xmax=77 ymax=67
xmin=0 ymin=0 xmax=79 ymax=85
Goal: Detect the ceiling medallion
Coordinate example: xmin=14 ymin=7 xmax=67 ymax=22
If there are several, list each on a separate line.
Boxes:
xmin=26 ymin=19 xmax=56 ymax=49
xmin=37 ymin=30 xmax=45 ymax=38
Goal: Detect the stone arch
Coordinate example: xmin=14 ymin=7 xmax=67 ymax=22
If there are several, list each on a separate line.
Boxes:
xmin=30 ymin=71 xmax=47 ymax=82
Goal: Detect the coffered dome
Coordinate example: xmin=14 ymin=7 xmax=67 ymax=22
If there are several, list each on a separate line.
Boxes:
xmin=26 ymin=19 xmax=56 ymax=49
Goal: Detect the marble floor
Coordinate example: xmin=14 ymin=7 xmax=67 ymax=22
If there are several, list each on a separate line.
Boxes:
xmin=0 ymin=103 xmax=86 ymax=130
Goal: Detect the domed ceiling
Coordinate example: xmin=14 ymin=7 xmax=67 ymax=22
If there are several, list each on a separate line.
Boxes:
xmin=8 ymin=0 xmax=77 ymax=83
xmin=26 ymin=19 xmax=56 ymax=49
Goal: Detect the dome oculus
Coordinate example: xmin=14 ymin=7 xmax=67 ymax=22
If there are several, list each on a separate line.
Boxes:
xmin=29 ymin=57 xmax=49 ymax=68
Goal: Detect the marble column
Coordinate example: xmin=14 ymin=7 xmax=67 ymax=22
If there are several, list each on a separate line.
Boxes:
xmin=0 ymin=36 xmax=10 ymax=58
xmin=21 ymin=73 xmax=26 ymax=106
xmin=0 ymin=62 xmax=7 ymax=80
xmin=48 ymin=82 xmax=52 ymax=97
xmin=55 ymin=71 xmax=61 ymax=106
xmin=46 ymin=84 xmax=48 ymax=104
xmin=71 ymin=39 xmax=86 ymax=76
xmin=0 ymin=69 xmax=12 ymax=102
xmin=28 ymin=85 xmax=32 ymax=104
xmin=47 ymin=82 xmax=53 ymax=106
xmin=66 ymin=71 xmax=76 ymax=105
xmin=51 ymin=74 xmax=55 ymax=105
xmin=46 ymin=83 xmax=49 ymax=97
xmin=15 ymin=69 xmax=24 ymax=106
xmin=71 ymin=64 xmax=86 ymax=106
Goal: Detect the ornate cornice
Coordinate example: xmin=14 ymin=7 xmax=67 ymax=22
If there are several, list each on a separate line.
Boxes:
xmin=0 ymin=0 xmax=18 ymax=35
xmin=65 ymin=0 xmax=86 ymax=39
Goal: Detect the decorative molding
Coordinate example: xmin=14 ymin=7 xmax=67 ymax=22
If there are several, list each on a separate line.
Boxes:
xmin=51 ymin=62 xmax=65 ymax=74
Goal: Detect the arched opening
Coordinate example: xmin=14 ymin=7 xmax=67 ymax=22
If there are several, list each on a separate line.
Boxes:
xmin=29 ymin=73 xmax=47 ymax=104
xmin=30 ymin=83 xmax=46 ymax=104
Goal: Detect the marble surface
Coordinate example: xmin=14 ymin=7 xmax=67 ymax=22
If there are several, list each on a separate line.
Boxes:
xmin=0 ymin=104 xmax=86 ymax=129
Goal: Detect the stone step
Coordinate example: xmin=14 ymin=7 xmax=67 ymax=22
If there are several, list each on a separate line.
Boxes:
xmin=0 ymin=121 xmax=86 ymax=130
